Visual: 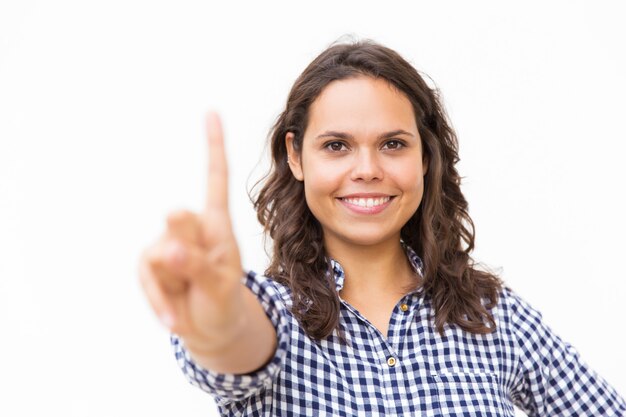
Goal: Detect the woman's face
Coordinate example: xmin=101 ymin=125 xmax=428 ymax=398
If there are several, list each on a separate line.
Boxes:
xmin=286 ymin=76 xmax=427 ymax=251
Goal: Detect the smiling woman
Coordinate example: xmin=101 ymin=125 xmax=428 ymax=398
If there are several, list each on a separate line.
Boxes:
xmin=139 ymin=38 xmax=626 ymax=416
xmin=258 ymin=52 xmax=502 ymax=343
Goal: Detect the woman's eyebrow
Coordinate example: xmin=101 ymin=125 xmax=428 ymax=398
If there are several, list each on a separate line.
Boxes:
xmin=315 ymin=129 xmax=414 ymax=141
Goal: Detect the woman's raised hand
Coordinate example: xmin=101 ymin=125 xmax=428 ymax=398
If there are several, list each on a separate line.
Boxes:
xmin=139 ymin=112 xmax=246 ymax=353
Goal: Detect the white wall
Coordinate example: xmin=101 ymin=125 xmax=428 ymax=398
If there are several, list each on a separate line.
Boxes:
xmin=1 ymin=1 xmax=624 ymax=416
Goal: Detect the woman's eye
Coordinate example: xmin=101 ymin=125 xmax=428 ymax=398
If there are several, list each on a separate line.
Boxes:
xmin=383 ymin=140 xmax=404 ymax=150
xmin=325 ymin=141 xmax=347 ymax=152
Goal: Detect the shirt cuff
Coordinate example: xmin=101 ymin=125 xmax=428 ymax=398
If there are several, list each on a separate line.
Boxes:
xmin=171 ymin=270 xmax=292 ymax=405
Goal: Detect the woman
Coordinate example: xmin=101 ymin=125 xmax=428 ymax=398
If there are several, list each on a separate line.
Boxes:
xmin=139 ymin=38 xmax=626 ymax=416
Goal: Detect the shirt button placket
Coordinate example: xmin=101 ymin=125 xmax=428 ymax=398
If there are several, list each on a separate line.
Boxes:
xmin=381 ymin=352 xmax=400 ymax=414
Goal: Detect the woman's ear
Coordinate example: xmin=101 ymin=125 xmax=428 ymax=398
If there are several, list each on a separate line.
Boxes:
xmin=422 ymin=154 xmax=429 ymax=176
xmin=285 ymin=132 xmax=304 ymax=181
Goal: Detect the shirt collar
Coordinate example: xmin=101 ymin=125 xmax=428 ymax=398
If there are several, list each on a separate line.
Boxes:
xmin=327 ymin=241 xmax=425 ymax=292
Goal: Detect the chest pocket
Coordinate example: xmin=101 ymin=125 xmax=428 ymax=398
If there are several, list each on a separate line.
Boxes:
xmin=431 ymin=371 xmax=513 ymax=417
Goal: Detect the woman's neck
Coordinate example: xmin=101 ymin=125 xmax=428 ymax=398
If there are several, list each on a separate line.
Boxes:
xmin=325 ymin=236 xmax=420 ymax=301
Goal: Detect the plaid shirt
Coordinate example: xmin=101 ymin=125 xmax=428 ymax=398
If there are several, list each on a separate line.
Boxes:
xmin=171 ymin=245 xmax=626 ymax=416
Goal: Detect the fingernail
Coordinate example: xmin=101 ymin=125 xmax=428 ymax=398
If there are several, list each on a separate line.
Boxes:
xmin=167 ymin=242 xmax=186 ymax=265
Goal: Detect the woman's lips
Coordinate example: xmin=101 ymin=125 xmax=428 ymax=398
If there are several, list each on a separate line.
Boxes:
xmin=337 ymin=196 xmax=395 ymax=214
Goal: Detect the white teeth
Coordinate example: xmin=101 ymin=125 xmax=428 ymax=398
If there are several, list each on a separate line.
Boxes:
xmin=342 ymin=196 xmax=391 ymax=207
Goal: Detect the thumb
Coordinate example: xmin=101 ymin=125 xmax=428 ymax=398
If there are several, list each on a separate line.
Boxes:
xmin=165 ymin=239 xmax=240 ymax=286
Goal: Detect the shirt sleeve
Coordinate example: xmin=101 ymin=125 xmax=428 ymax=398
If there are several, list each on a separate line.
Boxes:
xmin=170 ymin=270 xmax=292 ymax=407
xmin=507 ymin=288 xmax=626 ymax=416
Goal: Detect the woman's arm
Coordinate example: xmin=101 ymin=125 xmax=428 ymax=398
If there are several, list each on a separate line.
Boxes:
xmin=181 ymin=283 xmax=278 ymax=374
xmin=138 ymin=111 xmax=278 ymax=376
xmin=507 ymin=288 xmax=626 ymax=416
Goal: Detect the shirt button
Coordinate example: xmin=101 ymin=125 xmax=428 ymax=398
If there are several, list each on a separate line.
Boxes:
xmin=387 ymin=357 xmax=397 ymax=367
xmin=400 ymin=303 xmax=408 ymax=312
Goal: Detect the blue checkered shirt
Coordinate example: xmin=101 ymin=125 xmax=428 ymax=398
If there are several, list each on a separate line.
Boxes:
xmin=171 ymin=245 xmax=626 ymax=416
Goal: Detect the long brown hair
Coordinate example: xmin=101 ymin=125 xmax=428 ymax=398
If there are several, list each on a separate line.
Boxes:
xmin=251 ymin=37 xmax=503 ymax=339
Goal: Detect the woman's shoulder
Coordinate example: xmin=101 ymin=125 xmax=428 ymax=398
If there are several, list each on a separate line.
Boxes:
xmin=495 ymin=285 xmax=541 ymax=315
xmin=491 ymin=284 xmax=547 ymax=335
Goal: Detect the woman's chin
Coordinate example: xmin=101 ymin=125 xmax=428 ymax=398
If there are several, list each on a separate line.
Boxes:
xmin=327 ymin=229 xmax=402 ymax=249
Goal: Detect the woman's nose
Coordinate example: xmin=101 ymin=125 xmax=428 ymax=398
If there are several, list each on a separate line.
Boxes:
xmin=350 ymin=150 xmax=384 ymax=181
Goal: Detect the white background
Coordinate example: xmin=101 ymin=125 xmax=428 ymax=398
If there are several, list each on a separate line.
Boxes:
xmin=1 ymin=1 xmax=624 ymax=416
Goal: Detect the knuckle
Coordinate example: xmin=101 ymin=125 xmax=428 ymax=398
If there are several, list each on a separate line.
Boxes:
xmin=167 ymin=209 xmax=195 ymax=226
xmin=185 ymin=245 xmax=213 ymax=280
xmin=167 ymin=212 xmax=202 ymax=243
xmin=206 ymin=244 xmax=228 ymax=265
xmin=179 ymin=244 xmax=199 ymax=274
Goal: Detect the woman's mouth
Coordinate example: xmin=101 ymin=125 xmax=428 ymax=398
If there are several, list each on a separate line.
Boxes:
xmin=337 ymin=196 xmax=395 ymax=214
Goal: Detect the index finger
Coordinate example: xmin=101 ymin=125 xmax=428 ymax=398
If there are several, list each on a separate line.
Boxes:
xmin=205 ymin=111 xmax=229 ymax=214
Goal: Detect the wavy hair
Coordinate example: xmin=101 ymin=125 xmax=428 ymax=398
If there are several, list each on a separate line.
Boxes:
xmin=251 ymin=37 xmax=503 ymax=339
